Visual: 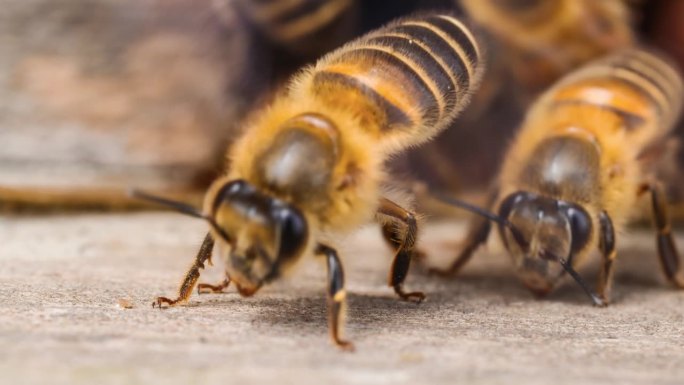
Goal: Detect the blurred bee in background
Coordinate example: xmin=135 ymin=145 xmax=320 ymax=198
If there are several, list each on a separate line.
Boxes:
xmin=135 ymin=13 xmax=484 ymax=349
xmin=230 ymin=0 xmax=360 ymax=57
xmin=460 ymin=0 xmax=635 ymax=99
xmin=432 ymin=48 xmax=684 ymax=306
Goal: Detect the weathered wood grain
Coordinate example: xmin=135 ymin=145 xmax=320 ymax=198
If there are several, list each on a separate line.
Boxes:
xmin=0 ymin=215 xmax=683 ymax=385
xmin=0 ymin=0 xmax=251 ymax=197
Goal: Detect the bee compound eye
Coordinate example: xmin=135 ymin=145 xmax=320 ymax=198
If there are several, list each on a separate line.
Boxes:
xmin=498 ymin=192 xmax=530 ymax=220
xmin=566 ymin=205 xmax=592 ymax=254
xmin=275 ymin=206 xmax=309 ymax=262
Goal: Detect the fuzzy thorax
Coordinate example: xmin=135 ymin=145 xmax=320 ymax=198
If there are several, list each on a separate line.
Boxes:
xmin=223 ymin=95 xmax=384 ymax=235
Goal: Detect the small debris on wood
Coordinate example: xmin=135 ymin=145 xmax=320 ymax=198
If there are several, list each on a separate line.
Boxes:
xmin=117 ymin=299 xmax=134 ymax=309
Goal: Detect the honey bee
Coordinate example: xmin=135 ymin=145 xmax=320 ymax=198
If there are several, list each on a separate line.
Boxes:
xmin=432 ymin=48 xmax=683 ymax=306
xmin=230 ymin=0 xmax=359 ymax=56
xmin=460 ymin=0 xmax=635 ymax=96
xmin=134 ymin=14 xmax=484 ymax=349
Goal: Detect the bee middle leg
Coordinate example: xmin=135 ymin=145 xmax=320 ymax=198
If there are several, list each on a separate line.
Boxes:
xmin=153 ymin=232 xmax=215 ymax=308
xmin=377 ymin=197 xmax=425 ymax=303
xmin=429 ymin=213 xmax=491 ymax=276
xmin=640 ymin=182 xmax=684 ymax=287
xmin=316 ymin=244 xmax=354 ymax=351
xmin=380 ymin=222 xmax=427 ymax=265
xmin=197 ymin=272 xmax=231 ymax=294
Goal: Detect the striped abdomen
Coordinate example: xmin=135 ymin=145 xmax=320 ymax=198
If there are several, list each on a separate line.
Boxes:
xmin=463 ymin=0 xmax=563 ymax=28
xmin=300 ymin=14 xmax=484 ymax=150
xmin=461 ymin=0 xmax=633 ymax=93
xmin=234 ymin=0 xmax=355 ymax=50
xmin=545 ymin=49 xmax=683 ymax=138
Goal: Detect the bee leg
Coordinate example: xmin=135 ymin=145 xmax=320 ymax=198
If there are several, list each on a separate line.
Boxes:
xmin=596 ymin=211 xmax=616 ymax=304
xmin=197 ymin=272 xmax=231 ymax=295
xmin=429 ymin=189 xmax=498 ymax=276
xmin=429 ymin=214 xmax=491 ymax=276
xmin=380 ymin=223 xmax=427 ymax=266
xmin=377 ymin=197 xmax=425 ymax=303
xmin=641 ymin=182 xmax=684 ymax=287
xmin=316 ymin=244 xmax=355 ymax=351
xmin=153 ymin=232 xmax=215 ymax=308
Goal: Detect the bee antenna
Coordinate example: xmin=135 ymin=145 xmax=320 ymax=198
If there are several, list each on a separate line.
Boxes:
xmin=554 ymin=252 xmax=605 ymax=307
xmin=431 ymin=192 xmax=528 ymax=248
xmin=128 ymin=189 xmax=205 ymax=219
xmin=129 ymin=189 xmax=234 ymax=244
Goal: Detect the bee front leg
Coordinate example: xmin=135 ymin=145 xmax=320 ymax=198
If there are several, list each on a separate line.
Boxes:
xmin=197 ymin=272 xmax=231 ymax=295
xmin=429 ymin=188 xmax=497 ymax=276
xmin=377 ymin=197 xmax=425 ymax=303
xmin=596 ymin=211 xmax=616 ymax=304
xmin=641 ymin=182 xmax=684 ymax=287
xmin=429 ymin=212 xmax=491 ymax=276
xmin=316 ymin=244 xmax=354 ymax=351
xmin=153 ymin=232 xmax=215 ymax=308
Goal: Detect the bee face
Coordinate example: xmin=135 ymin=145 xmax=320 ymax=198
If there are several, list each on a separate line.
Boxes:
xmin=498 ymin=192 xmax=593 ymax=295
xmin=207 ymin=180 xmax=309 ymax=294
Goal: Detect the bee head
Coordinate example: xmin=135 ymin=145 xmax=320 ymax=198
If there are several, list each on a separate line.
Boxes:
xmin=206 ymin=179 xmax=310 ymax=295
xmin=498 ymin=191 xmax=592 ymax=296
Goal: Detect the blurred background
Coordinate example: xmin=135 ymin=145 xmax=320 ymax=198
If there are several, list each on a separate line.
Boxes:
xmin=1 ymin=0 xmax=683 ymax=215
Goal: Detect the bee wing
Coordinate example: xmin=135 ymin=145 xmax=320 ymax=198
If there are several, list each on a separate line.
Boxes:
xmin=636 ymin=137 xmax=680 ymax=176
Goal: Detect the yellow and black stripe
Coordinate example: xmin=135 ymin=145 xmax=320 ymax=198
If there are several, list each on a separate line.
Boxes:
xmin=607 ymin=50 xmax=684 ymax=131
xmin=235 ymin=0 xmax=355 ymax=45
xmin=549 ymin=49 xmax=683 ymax=134
xmin=308 ymin=14 xmax=483 ymax=145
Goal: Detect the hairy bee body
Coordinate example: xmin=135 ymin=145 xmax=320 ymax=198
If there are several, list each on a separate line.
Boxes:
xmin=497 ymin=49 xmax=683 ymax=295
xmin=148 ymin=14 xmax=484 ymax=349
xmin=305 ymin=14 xmax=482 ymax=150
xmin=502 ymin=49 xmax=683 ymax=231
xmin=461 ymin=0 xmax=634 ymax=93
xmin=227 ymin=14 xmax=483 ymax=233
xmin=439 ymin=48 xmax=684 ymax=303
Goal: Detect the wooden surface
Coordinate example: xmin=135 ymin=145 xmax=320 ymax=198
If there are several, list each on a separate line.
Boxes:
xmin=0 ymin=0 xmax=249 ymax=192
xmin=1 ymin=213 xmax=683 ymax=385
